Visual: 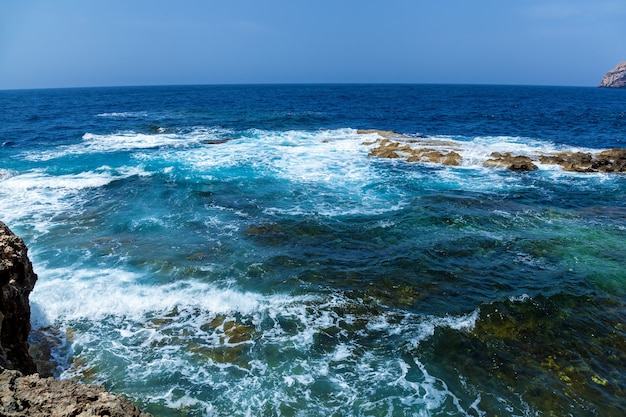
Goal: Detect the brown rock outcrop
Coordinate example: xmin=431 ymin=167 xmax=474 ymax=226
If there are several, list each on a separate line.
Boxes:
xmin=539 ymin=152 xmax=594 ymax=172
xmin=540 ymin=149 xmax=626 ymax=173
xmin=367 ymin=139 xmax=410 ymax=159
xmin=363 ymin=132 xmax=626 ymax=174
xmin=0 ymin=368 xmax=151 ymax=417
xmin=366 ymin=138 xmax=462 ymax=166
xmin=484 ymin=152 xmax=538 ymax=171
xmin=596 ymin=148 xmax=626 ymax=171
xmin=0 ymin=221 xmax=152 ymax=417
xmin=599 ymin=62 xmax=626 ymax=88
xmin=407 ymin=150 xmax=462 ymax=166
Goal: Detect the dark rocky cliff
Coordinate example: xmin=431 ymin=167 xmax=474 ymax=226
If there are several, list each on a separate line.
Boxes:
xmin=0 ymin=222 xmax=37 ymax=375
xmin=0 ymin=221 xmax=151 ymax=417
xmin=599 ymin=62 xmax=626 ymax=88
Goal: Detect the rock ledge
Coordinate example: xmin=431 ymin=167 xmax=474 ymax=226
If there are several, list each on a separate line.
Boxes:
xmin=0 ymin=368 xmax=151 ymax=417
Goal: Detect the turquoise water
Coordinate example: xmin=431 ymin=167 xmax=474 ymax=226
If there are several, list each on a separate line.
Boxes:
xmin=1 ymin=85 xmax=625 ymax=416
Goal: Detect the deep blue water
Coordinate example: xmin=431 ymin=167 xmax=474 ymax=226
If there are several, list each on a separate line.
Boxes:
xmin=1 ymin=84 xmax=625 ymax=416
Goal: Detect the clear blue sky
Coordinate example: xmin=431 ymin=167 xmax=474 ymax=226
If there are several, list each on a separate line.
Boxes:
xmin=1 ymin=0 xmax=624 ymax=89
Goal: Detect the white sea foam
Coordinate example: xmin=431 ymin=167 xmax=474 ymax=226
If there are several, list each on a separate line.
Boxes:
xmin=0 ymin=165 xmax=151 ymax=233
xmin=95 ymin=112 xmax=149 ymax=118
xmin=509 ymin=294 xmax=531 ymax=303
xmin=146 ymin=128 xmax=410 ymax=217
xmin=81 ymin=132 xmax=189 ymax=152
xmin=30 ymin=260 xmax=483 ymax=415
xmin=0 ymin=169 xmax=118 ymax=229
xmin=266 ymin=129 xmax=370 ymax=182
xmin=459 ymin=135 xmax=558 ymax=164
xmin=21 ymin=128 xmax=225 ymax=161
xmin=29 ymin=266 xmax=297 ymax=326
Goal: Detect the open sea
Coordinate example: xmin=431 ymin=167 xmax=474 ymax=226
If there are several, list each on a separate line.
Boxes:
xmin=0 ymin=84 xmax=625 ymax=416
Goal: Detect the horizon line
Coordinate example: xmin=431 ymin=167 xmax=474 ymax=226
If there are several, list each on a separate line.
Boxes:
xmin=0 ymin=81 xmax=605 ymax=92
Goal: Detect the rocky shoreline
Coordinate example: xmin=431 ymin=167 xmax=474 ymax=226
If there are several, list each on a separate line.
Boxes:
xmin=0 ymin=221 xmax=151 ymax=417
xmin=359 ymin=130 xmax=626 ymax=172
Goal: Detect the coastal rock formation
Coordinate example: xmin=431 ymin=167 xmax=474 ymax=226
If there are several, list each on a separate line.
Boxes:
xmin=366 ymin=138 xmax=462 ymax=166
xmin=540 ymin=151 xmax=594 ymax=172
xmin=599 ymin=62 xmax=626 ymax=88
xmin=484 ymin=152 xmax=538 ymax=171
xmin=361 ymin=132 xmax=626 ymax=173
xmin=540 ymin=148 xmax=626 ymax=173
xmin=0 ymin=221 xmax=151 ymax=417
xmin=0 ymin=222 xmax=37 ymax=375
xmin=0 ymin=368 xmax=151 ymax=417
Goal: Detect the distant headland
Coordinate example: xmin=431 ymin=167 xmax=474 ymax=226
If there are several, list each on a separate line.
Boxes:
xmin=599 ymin=62 xmax=626 ymax=88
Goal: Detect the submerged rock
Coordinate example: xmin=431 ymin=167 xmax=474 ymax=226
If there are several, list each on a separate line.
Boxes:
xmin=599 ymin=62 xmax=626 ymax=88
xmin=203 ymin=138 xmax=230 ymax=145
xmin=419 ymin=294 xmax=626 ymax=416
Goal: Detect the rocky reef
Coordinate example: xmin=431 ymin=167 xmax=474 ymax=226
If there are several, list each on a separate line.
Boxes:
xmin=599 ymin=62 xmax=626 ymax=88
xmin=0 ymin=221 xmax=151 ymax=417
xmin=360 ymin=130 xmax=626 ymax=173
xmin=540 ymin=148 xmax=626 ymax=173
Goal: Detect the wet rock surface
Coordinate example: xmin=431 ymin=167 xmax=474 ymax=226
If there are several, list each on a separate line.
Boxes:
xmin=366 ymin=138 xmax=463 ymax=166
xmin=484 ymin=152 xmax=538 ymax=171
xmin=540 ymin=148 xmax=626 ymax=173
